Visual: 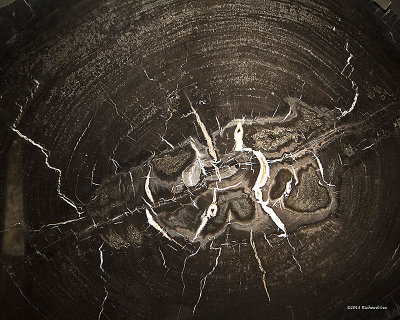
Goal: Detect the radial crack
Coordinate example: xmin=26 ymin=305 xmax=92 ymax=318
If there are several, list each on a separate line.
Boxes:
xmin=10 ymin=126 xmax=82 ymax=216
xmin=145 ymin=208 xmax=182 ymax=248
xmin=234 ymin=119 xmax=244 ymax=151
xmin=312 ymin=152 xmax=335 ymax=187
xmin=192 ymin=245 xmax=222 ymax=316
xmin=250 ymin=230 xmax=271 ymax=301
xmin=337 ymin=40 xmax=359 ymax=120
xmin=186 ymin=94 xmax=218 ymax=162
xmin=193 ymin=190 xmax=218 ymax=240
xmin=98 ymin=243 xmax=109 ymax=320
xmin=178 ymin=246 xmax=201 ymax=320
xmin=145 ymin=167 xmax=155 ymax=204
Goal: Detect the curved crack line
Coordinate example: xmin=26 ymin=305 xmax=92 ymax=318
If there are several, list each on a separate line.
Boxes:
xmin=250 ymin=230 xmax=271 ymax=301
xmin=10 ymin=126 xmax=82 ymax=216
xmin=192 ymin=244 xmax=222 ymax=316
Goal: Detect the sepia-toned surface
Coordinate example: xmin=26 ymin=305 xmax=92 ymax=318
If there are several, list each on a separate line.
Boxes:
xmin=1 ymin=0 xmax=400 ymax=319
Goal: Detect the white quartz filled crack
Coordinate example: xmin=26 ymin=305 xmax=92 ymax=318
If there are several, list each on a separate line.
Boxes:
xmin=213 ymin=164 xmax=222 ymax=182
xmin=98 ymin=288 xmax=109 ymax=320
xmin=251 ymin=150 xmax=287 ymax=237
xmin=91 ymin=163 xmax=100 ymax=186
xmin=392 ymin=243 xmax=400 ymax=260
xmin=187 ymin=96 xmax=218 ymax=162
xmin=0 ymin=222 xmax=24 ymax=234
xmin=106 ymin=93 xmax=134 ymax=130
xmin=193 ymin=212 xmax=209 ymax=241
xmin=261 ymin=204 xmax=287 ymax=238
xmin=283 ymin=178 xmax=293 ymax=197
xmin=145 ymin=208 xmax=182 ymax=247
xmin=215 ymin=116 xmax=222 ymax=135
xmin=11 ymin=126 xmax=82 ymax=216
xmin=299 ymin=79 xmax=306 ymax=101
xmin=99 ymin=243 xmax=107 ymax=275
xmin=272 ymin=103 xmax=280 ymax=118
xmin=210 ymin=182 xmax=242 ymax=191
xmin=142 ymin=66 xmax=155 ymax=81
xmin=263 ymin=233 xmax=274 ymax=248
xmin=34 ymin=217 xmax=86 ymax=232
xmin=66 ymin=115 xmax=94 ymax=174
xmin=250 ymin=230 xmax=271 ymax=301
xmin=341 ymin=41 xmax=354 ymax=77
xmin=273 ymin=178 xmax=293 ymax=208
xmin=291 ymin=165 xmax=299 ymax=185
xmin=145 ymin=167 xmax=155 ymax=204
xmin=159 ymin=246 xmax=168 ymax=269
xmin=193 ymin=190 xmax=218 ymax=240
xmin=190 ymin=140 xmax=206 ymax=175
xmin=292 ymin=255 xmax=303 ymax=273
xmin=312 ymin=152 xmax=335 ymax=187
xmin=128 ymin=171 xmax=136 ymax=196
xmin=233 ymin=121 xmax=288 ymax=237
xmin=281 ymin=104 xmax=292 ymax=122
xmin=186 ymin=96 xmax=225 ymax=195
xmin=98 ymin=243 xmax=109 ymax=320
xmin=178 ymin=246 xmax=201 ymax=320
xmin=110 ymin=158 xmax=121 ymax=175
xmin=337 ymin=41 xmax=359 ymax=120
xmin=283 ymin=178 xmax=293 ymax=198
xmin=23 ymin=0 xmax=34 ymax=14
xmin=362 ymin=142 xmax=375 ymax=151
xmin=338 ymin=153 xmax=343 ymax=166
xmin=160 ymin=135 xmax=175 ymax=150
xmin=6 ymin=268 xmax=43 ymax=317
xmin=251 ymin=150 xmax=270 ymax=201
xmin=234 ymin=119 xmax=244 ymax=151
xmin=192 ymin=244 xmax=222 ymax=316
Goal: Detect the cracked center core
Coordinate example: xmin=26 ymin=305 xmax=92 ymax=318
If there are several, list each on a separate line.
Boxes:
xmin=87 ymin=97 xmax=339 ymax=247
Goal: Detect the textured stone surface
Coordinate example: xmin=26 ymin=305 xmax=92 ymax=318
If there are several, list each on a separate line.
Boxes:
xmin=1 ymin=0 xmax=400 ymax=319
